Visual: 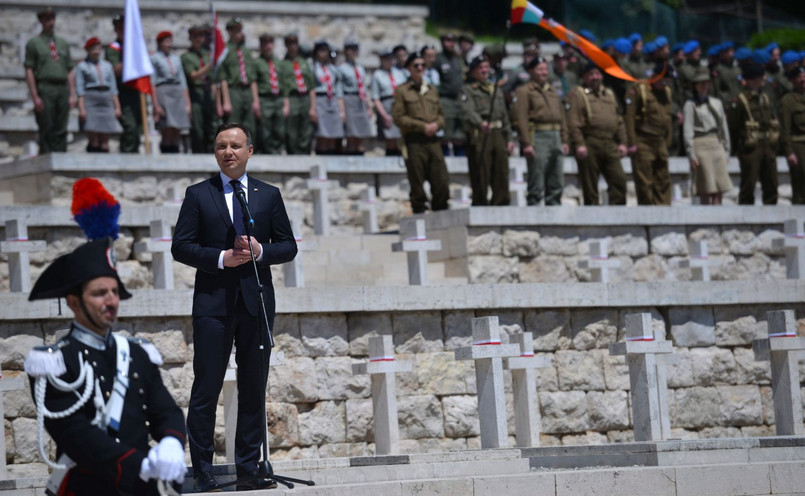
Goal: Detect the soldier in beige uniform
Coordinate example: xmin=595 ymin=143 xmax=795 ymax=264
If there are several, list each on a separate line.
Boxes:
xmin=460 ymin=56 xmax=514 ymax=206
xmin=566 ymin=63 xmax=628 ymax=205
xmin=511 ymin=56 xmax=569 ymax=206
xmin=624 ymin=62 xmax=674 ymax=205
xmin=780 ymin=66 xmax=805 ymax=204
xmin=392 ymin=53 xmax=449 ymax=213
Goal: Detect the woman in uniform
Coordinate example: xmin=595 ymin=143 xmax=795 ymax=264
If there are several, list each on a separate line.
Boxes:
xmin=312 ymin=39 xmax=344 ymax=155
xmin=370 ymin=49 xmax=405 ymax=156
xmin=151 ymin=31 xmax=191 ymax=153
xmin=338 ymin=38 xmax=373 ymax=154
xmin=75 ymin=37 xmax=121 ymax=152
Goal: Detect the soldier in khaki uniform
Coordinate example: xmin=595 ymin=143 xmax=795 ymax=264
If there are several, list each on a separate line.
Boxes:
xmin=392 ymin=53 xmax=449 ymax=213
xmin=624 ymin=62 xmax=674 ymax=205
xmin=713 ymin=42 xmax=741 ymax=155
xmin=182 ymin=25 xmax=216 ymax=153
xmin=780 ymin=66 xmax=805 ymax=204
xmin=735 ymin=63 xmax=780 ymax=205
xmin=511 ymin=56 xmax=569 ymax=206
xmin=24 ymin=8 xmax=75 ymax=154
xmin=281 ymin=33 xmax=316 ymax=155
xmin=105 ymin=14 xmax=141 ymax=153
xmin=434 ymin=33 xmax=466 ymax=156
xmin=219 ymin=18 xmax=259 ymax=141
xmin=567 ymin=63 xmax=628 ymax=206
xmin=460 ymin=56 xmax=514 ymax=206
xmin=254 ymin=33 xmax=286 ymax=154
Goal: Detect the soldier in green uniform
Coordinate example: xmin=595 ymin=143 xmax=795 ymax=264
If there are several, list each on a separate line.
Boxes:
xmin=625 ymin=62 xmax=674 ymax=205
xmin=392 ymin=53 xmax=449 ymax=213
xmin=254 ymin=33 xmax=286 ymax=154
xmin=219 ymin=18 xmax=259 ymax=141
xmin=677 ymin=40 xmax=702 ymax=105
xmin=511 ymin=55 xmax=569 ymax=206
xmin=182 ymin=25 xmax=215 ymax=153
xmin=566 ymin=63 xmax=629 ymax=206
xmin=780 ymin=66 xmax=805 ymax=204
xmin=281 ymin=33 xmax=316 ymax=155
xmin=460 ymin=56 xmax=514 ymax=206
xmin=713 ymin=42 xmax=741 ymax=155
xmin=434 ymin=33 xmax=467 ymax=156
xmin=24 ymin=8 xmax=75 ymax=154
xmin=105 ymin=14 xmax=142 ymax=153
xmin=735 ymin=63 xmax=780 ymax=205
xmin=501 ymin=40 xmax=539 ymax=104
xmin=548 ymin=52 xmax=578 ymax=106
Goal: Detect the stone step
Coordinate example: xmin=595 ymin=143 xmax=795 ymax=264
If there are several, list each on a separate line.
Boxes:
xmin=0 ymin=115 xmax=79 ymax=134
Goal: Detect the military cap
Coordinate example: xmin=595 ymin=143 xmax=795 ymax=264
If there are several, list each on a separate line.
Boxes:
xmin=765 ymin=42 xmax=779 ymax=51
xmin=782 ymin=50 xmax=800 ymax=66
xmin=156 ymin=31 xmax=172 ymax=43
xmin=613 ymin=38 xmax=632 ymax=55
xmin=742 ymin=62 xmax=765 ymax=80
xmin=580 ymin=61 xmax=600 ymax=76
xmin=84 ymin=37 xmax=101 ymax=50
xmin=579 ymin=29 xmax=597 ymax=43
xmin=670 ymin=42 xmax=684 ymax=53
xmin=525 ymin=55 xmax=548 ymax=70
xmin=259 ymin=33 xmax=275 ymax=43
xmin=458 ymin=34 xmax=474 ymax=44
xmin=654 ymin=36 xmax=669 ymax=48
xmin=379 ymin=48 xmax=394 ymax=58
xmin=29 ymin=238 xmax=132 ymax=301
xmin=344 ymin=37 xmax=360 ymax=49
xmin=226 ymin=17 xmax=242 ymax=30
xmin=37 ymin=7 xmax=56 ymax=20
xmin=284 ymin=32 xmax=299 ymax=43
xmin=683 ymin=40 xmax=700 ymax=55
xmin=405 ymin=52 xmax=422 ymax=68
xmin=392 ymin=44 xmax=407 ymax=54
xmin=786 ymin=65 xmax=805 ymax=80
xmin=522 ymin=38 xmax=540 ymax=54
xmin=706 ymin=44 xmax=721 ymax=57
xmin=601 ymin=40 xmax=614 ymax=51
xmin=481 ymin=43 xmax=505 ymax=58
xmin=112 ymin=14 xmax=124 ymax=25
xmin=441 ymin=32 xmax=456 ymax=41
xmin=691 ymin=66 xmax=711 ymax=83
xmin=734 ymin=47 xmax=751 ymax=61
xmin=313 ymin=39 xmax=329 ymax=52
xmin=719 ymin=41 xmax=735 ymax=51
xmin=750 ymin=49 xmax=770 ymax=66
xmin=643 ymin=41 xmax=657 ymax=55
xmin=628 ymin=33 xmax=642 ymax=45
xmin=188 ymin=25 xmax=207 ymax=36
xmin=468 ymin=55 xmax=488 ymax=71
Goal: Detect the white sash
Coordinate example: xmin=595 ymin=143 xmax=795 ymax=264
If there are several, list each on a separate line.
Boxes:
xmin=104 ymin=334 xmax=130 ymax=431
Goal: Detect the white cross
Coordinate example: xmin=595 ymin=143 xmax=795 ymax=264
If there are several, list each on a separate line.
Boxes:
xmin=0 ymin=220 xmax=46 ymax=293
xmin=307 ymin=164 xmax=332 ymax=236
xmin=678 ymin=240 xmax=719 ymax=281
xmin=283 ymin=208 xmax=317 ymax=288
xmin=133 ymin=219 xmax=174 ymax=290
xmin=509 ymin=162 xmax=527 ymax=207
xmin=353 ymin=187 xmax=379 ymax=234
xmin=772 ymin=219 xmax=805 ymax=279
xmin=391 ymin=219 xmax=442 ymax=285
xmin=450 ymin=186 xmax=472 ymax=209
xmin=504 ymin=332 xmax=552 ymax=447
xmin=578 ymin=239 xmax=620 ymax=283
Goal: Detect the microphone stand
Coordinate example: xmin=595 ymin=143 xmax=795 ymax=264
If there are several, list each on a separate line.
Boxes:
xmin=214 ymin=190 xmax=314 ymax=491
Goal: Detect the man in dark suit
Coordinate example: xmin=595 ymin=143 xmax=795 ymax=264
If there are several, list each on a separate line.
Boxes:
xmin=172 ymin=122 xmax=297 ymax=492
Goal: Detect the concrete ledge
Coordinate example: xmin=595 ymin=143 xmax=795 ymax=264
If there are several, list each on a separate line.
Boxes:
xmin=3 ymin=280 xmax=805 ymax=319
xmin=0 ymin=205 xmax=180 ymax=226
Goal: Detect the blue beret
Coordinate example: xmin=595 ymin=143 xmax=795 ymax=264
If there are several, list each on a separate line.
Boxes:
xmin=628 ymin=33 xmax=642 ymax=45
xmin=801 ymin=51 xmax=805 ymax=61
xmin=683 ymin=40 xmax=700 ymax=55
xmin=601 ymin=39 xmax=614 ymax=50
xmin=750 ymin=49 xmax=770 ymax=65
xmin=579 ymin=29 xmax=597 ymax=43
xmin=643 ymin=41 xmax=657 ymax=55
xmin=613 ymin=38 xmax=632 ymax=55
xmin=782 ymin=50 xmax=800 ymax=66
xmin=765 ymin=42 xmax=779 ymax=51
xmin=654 ymin=36 xmax=668 ymax=48
xmin=671 ymin=42 xmax=684 ymax=52
xmin=720 ymin=41 xmax=735 ymax=51
xmin=734 ymin=47 xmax=751 ymax=61
xmin=706 ymin=44 xmax=721 ymax=57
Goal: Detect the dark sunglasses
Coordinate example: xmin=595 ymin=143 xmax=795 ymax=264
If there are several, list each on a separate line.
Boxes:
xmin=412 ymin=62 xmax=425 ymax=68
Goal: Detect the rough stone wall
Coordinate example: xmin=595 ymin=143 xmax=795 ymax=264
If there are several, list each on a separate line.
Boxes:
xmin=461 ymin=226 xmax=788 ymax=284
xmin=3 ymin=304 xmax=805 ymax=475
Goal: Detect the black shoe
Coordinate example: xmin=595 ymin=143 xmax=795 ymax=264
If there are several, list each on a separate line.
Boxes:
xmin=194 ymin=471 xmax=222 ymax=492
xmin=236 ymin=471 xmax=278 ymax=491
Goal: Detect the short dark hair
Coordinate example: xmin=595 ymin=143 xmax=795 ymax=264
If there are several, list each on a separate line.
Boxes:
xmin=215 ymin=122 xmax=252 ymax=147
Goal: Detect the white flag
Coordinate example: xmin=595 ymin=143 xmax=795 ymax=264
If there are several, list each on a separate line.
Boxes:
xmin=122 ymin=0 xmax=153 ymax=93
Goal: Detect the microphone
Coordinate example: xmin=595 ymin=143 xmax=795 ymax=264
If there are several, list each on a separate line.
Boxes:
xmin=234 ymin=187 xmax=255 ymax=228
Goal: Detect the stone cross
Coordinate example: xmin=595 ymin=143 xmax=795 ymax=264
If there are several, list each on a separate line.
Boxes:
xmin=307 ymin=164 xmax=331 ymax=236
xmin=678 ymin=240 xmax=718 ymax=281
xmin=503 ymin=332 xmax=552 ymax=447
xmin=352 ymin=335 xmax=413 ymax=455
xmin=455 ymin=317 xmax=520 ymax=449
xmin=223 ymin=350 xmax=286 ymax=463
xmin=451 ymin=186 xmax=472 ymax=209
xmin=0 ymin=219 xmax=46 ymax=293
xmin=609 ymin=313 xmax=673 ymax=442
xmin=752 ymin=310 xmax=805 ymax=436
xmin=133 ymin=219 xmax=174 ymax=290
xmin=283 ymin=210 xmax=317 ymax=288
xmin=578 ymin=239 xmax=620 ymax=283
xmin=391 ymin=219 xmax=442 ymax=286
xmin=0 ymin=367 xmax=25 ymax=479
xmin=355 ymin=187 xmax=379 ymax=234
xmin=509 ymin=162 xmax=527 ymax=207
xmin=164 ymin=186 xmax=184 ymax=206
xmin=772 ymin=219 xmax=805 ymax=279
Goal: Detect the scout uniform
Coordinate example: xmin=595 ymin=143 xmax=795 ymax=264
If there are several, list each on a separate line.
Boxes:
xmin=338 ymin=39 xmax=373 ymax=139
xmin=435 ymin=42 xmax=466 ymax=152
xmin=313 ymin=43 xmax=344 ymax=140
xmin=75 ymin=39 xmax=121 ymax=136
xmin=24 ymin=10 xmax=73 ymax=154
xmin=460 ymin=57 xmax=513 ymax=206
xmin=735 ymin=64 xmax=780 ymax=205
xmin=151 ymin=45 xmax=190 ymax=132
xmin=219 ymin=32 xmax=257 ymax=140
xmin=567 ymin=68 xmax=628 ymax=206
xmin=254 ymin=42 xmax=287 ymax=154
xmin=370 ymin=62 xmax=405 ymax=141
xmin=392 ymin=74 xmax=449 ymax=213
xmin=780 ymin=66 xmax=805 ymax=204
xmin=281 ymin=38 xmax=316 ymax=154
xmin=624 ymin=69 xmax=674 ymax=205
xmin=105 ymin=24 xmax=141 ymax=153
xmin=182 ymin=29 xmax=216 ymax=153
xmin=511 ymin=63 xmax=569 ymax=206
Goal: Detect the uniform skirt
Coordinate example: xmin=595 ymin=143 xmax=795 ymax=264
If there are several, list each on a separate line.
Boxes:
xmin=156 ymin=83 xmax=190 ymax=130
xmin=343 ymin=94 xmax=372 ymax=138
xmin=315 ymin=95 xmax=344 ymax=138
xmin=693 ymin=134 xmax=732 ymax=194
xmin=377 ymin=97 xmax=401 ymax=140
xmin=82 ymin=90 xmax=122 ymax=134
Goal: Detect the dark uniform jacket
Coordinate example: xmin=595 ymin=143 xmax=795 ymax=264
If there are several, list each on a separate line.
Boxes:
xmin=625 ymin=83 xmax=673 ymax=147
xmin=780 ymin=90 xmax=805 ymax=157
xmin=566 ymin=85 xmax=627 ymax=150
xmin=28 ymin=324 xmax=186 ymax=495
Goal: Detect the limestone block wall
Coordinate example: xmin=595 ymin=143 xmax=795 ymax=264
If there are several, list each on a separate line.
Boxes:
xmin=3 ymin=303 xmax=805 ymax=474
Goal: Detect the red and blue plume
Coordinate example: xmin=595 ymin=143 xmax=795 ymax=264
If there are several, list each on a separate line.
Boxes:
xmin=71 ymin=178 xmax=121 ymax=240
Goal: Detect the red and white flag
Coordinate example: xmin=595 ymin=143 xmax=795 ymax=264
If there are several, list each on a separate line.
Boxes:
xmin=122 ymin=0 xmax=153 ymax=94
xmin=210 ymin=2 xmax=228 ymax=73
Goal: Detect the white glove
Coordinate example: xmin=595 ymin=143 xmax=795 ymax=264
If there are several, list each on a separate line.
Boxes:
xmin=148 ymin=436 xmax=187 ymax=483
xmin=139 ymin=457 xmax=158 ymax=482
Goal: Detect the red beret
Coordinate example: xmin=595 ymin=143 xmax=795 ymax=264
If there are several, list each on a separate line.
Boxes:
xmin=84 ymin=37 xmax=101 ymax=50
xmin=156 ymin=31 xmax=172 ymax=43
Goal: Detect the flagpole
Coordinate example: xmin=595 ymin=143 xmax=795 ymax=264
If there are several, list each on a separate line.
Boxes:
xmin=480 ymin=20 xmax=511 ymax=159
xmin=140 ymin=93 xmax=150 ymax=154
